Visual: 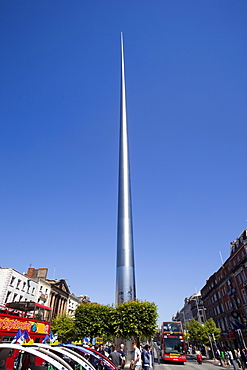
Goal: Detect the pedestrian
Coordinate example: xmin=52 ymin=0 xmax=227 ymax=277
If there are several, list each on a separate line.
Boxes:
xmin=118 ymin=344 xmax=126 ymax=369
xmin=240 ymin=349 xmax=247 ymax=369
xmin=109 ymin=345 xmax=123 ymax=369
xmin=141 ymin=345 xmax=150 ymax=370
xmin=227 ymin=349 xmax=237 ymax=370
xmin=216 ymin=348 xmax=224 ymax=366
xmin=131 ymin=342 xmax=142 ymax=370
xmin=196 ymin=351 xmax=203 ymax=365
xmin=235 ymin=349 xmax=242 ymax=369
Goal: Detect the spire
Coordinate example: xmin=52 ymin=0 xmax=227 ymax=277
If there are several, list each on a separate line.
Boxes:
xmin=116 ymin=33 xmax=136 ymax=305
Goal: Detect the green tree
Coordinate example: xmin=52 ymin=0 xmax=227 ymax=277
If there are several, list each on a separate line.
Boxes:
xmin=202 ymin=318 xmax=221 ymax=345
xmin=75 ymin=303 xmax=115 ymax=341
xmin=185 ymin=318 xmax=204 ymax=343
xmin=115 ymin=300 xmax=158 ymax=340
xmin=185 ymin=318 xmax=221 ymax=346
xmin=51 ymin=314 xmax=77 ymax=342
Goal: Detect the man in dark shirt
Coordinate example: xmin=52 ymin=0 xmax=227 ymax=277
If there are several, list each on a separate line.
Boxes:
xmin=109 ymin=345 xmax=122 ymax=369
xmin=117 ymin=344 xmax=126 ymax=369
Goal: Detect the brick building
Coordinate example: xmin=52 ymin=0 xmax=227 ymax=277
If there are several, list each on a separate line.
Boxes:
xmin=201 ymin=228 xmax=247 ymax=347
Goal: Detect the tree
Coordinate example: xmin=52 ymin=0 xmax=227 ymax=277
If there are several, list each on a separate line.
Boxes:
xmin=115 ymin=300 xmax=158 ymax=340
xmin=75 ymin=303 xmax=115 ymax=341
xmin=201 ymin=318 xmax=221 ymax=345
xmin=74 ymin=300 xmax=158 ymax=342
xmin=51 ymin=314 xmax=77 ymax=343
xmin=185 ymin=318 xmax=221 ymax=346
xmin=185 ymin=318 xmax=204 ymax=343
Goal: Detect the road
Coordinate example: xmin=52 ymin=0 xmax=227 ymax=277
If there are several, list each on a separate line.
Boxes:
xmin=153 ymin=355 xmax=224 ymax=370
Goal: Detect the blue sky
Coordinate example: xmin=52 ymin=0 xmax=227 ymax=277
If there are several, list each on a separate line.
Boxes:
xmin=0 ymin=1 xmax=246 ymax=326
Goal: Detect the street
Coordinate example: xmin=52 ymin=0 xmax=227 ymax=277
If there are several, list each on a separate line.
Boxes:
xmin=153 ymin=356 xmax=225 ymax=370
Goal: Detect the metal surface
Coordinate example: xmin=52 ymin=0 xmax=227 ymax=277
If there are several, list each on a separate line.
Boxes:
xmin=116 ymin=32 xmax=136 ymax=305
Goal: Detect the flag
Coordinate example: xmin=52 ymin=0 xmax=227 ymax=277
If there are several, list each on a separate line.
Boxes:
xmin=23 ymin=330 xmax=30 ymax=343
xmin=42 ymin=334 xmax=50 ymax=344
xmin=11 ymin=328 xmax=22 ymax=344
xmin=50 ymin=331 xmax=58 ymax=343
xmin=17 ymin=329 xmax=30 ymax=344
xmin=83 ymin=337 xmax=90 ymax=345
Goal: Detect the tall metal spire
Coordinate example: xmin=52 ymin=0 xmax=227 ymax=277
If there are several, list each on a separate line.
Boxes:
xmin=116 ymin=33 xmax=136 ymax=305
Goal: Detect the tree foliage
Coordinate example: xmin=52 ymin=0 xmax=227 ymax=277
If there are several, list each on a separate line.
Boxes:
xmin=202 ymin=318 xmax=221 ymax=345
xmin=75 ymin=303 xmax=115 ymax=341
xmin=185 ymin=318 xmax=204 ymax=343
xmin=73 ymin=300 xmax=158 ymax=341
xmin=51 ymin=314 xmax=76 ymax=342
xmin=115 ymin=300 xmax=158 ymax=340
xmin=185 ymin=318 xmax=221 ymax=345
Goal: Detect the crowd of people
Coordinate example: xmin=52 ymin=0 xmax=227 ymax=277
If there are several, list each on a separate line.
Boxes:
xmin=215 ymin=348 xmax=247 ymax=369
xmin=90 ymin=342 xmax=152 ymax=370
xmin=188 ymin=345 xmax=247 ymax=369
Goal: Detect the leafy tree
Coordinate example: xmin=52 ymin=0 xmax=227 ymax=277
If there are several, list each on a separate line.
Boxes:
xmin=201 ymin=318 xmax=221 ymax=345
xmin=51 ymin=314 xmax=77 ymax=342
xmin=185 ymin=318 xmax=204 ymax=343
xmin=115 ymin=300 xmax=158 ymax=340
xmin=185 ymin=318 xmax=221 ymax=346
xmin=75 ymin=303 xmax=115 ymax=341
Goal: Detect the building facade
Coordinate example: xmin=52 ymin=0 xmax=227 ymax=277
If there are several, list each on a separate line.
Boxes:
xmin=0 ymin=268 xmax=39 ymax=305
xmin=201 ymin=228 xmax=247 ymax=347
xmin=47 ymin=279 xmax=70 ymax=320
xmin=174 ymin=292 xmax=205 ymax=328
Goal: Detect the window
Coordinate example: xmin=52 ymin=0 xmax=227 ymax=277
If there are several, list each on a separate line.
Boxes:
xmin=32 ymin=287 xmax=35 ymax=295
xmin=10 ymin=277 xmax=15 ymax=286
xmin=13 ymin=294 xmax=18 ymax=301
xmin=242 ymin=289 xmax=247 ymax=304
xmin=16 ymin=280 xmax=21 ymax=289
xmin=237 ymin=274 xmax=243 ymax=284
xmin=5 ymin=291 xmax=11 ymax=303
xmin=19 ymin=295 xmax=23 ymax=301
xmin=241 ymin=270 xmax=247 ymax=281
xmin=22 ymin=282 xmax=26 ymax=291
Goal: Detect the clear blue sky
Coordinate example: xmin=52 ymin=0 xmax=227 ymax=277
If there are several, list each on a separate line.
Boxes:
xmin=1 ymin=1 xmax=246 ymax=326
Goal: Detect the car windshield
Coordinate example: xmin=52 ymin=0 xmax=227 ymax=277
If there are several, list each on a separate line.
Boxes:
xmin=164 ymin=338 xmax=185 ymax=354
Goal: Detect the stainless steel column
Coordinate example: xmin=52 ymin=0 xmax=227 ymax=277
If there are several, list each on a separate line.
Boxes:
xmin=116 ymin=33 xmax=136 ymax=305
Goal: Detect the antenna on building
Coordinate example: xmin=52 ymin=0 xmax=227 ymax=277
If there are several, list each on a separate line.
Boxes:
xmin=219 ymin=251 xmax=224 ymax=266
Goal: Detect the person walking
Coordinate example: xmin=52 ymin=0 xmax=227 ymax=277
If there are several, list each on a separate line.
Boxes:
xmin=227 ymin=349 xmax=237 ymax=370
xmin=141 ymin=345 xmax=150 ymax=370
xmin=131 ymin=342 xmax=142 ymax=370
xmin=117 ymin=344 xmax=126 ymax=369
xmin=109 ymin=345 xmax=123 ymax=369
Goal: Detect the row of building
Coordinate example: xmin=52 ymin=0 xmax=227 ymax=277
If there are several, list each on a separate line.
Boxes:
xmin=174 ymin=227 xmax=247 ymax=347
xmin=0 ymin=266 xmax=90 ymax=320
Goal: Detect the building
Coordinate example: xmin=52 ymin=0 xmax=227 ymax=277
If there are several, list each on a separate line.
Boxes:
xmin=174 ymin=292 xmax=206 ymax=328
xmin=0 ymin=268 xmax=39 ymax=305
xmin=201 ymin=228 xmax=247 ymax=347
xmin=46 ymin=279 xmax=70 ymax=320
xmin=25 ymin=267 xmax=51 ymax=306
xmin=67 ymin=293 xmax=82 ymax=316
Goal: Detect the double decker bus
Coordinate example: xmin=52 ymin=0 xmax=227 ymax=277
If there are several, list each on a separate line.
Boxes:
xmin=0 ymin=300 xmax=51 ymax=344
xmin=161 ymin=321 xmax=187 ymax=363
xmin=0 ymin=301 xmax=52 ymax=368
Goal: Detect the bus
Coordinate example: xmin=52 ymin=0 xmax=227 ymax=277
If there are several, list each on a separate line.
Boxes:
xmin=160 ymin=321 xmax=187 ymax=363
xmin=0 ymin=300 xmax=52 ymax=368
